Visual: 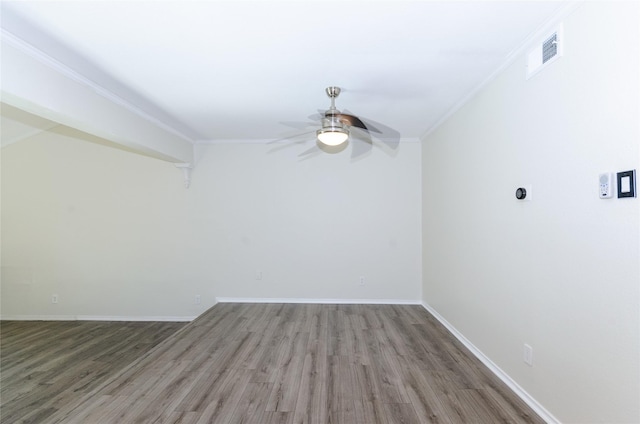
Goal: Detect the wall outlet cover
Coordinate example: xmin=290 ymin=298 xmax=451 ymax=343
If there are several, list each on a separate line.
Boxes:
xmin=523 ymin=344 xmax=533 ymax=366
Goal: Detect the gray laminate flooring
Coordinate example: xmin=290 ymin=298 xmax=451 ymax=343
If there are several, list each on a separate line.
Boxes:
xmin=1 ymin=320 xmax=185 ymax=423
xmin=1 ymin=303 xmax=544 ymax=424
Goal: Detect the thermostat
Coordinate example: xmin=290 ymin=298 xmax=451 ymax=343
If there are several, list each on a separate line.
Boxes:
xmin=599 ymin=173 xmax=614 ymax=198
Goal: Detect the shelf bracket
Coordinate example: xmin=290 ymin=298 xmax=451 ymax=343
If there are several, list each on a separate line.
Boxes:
xmin=175 ymin=163 xmax=193 ymax=188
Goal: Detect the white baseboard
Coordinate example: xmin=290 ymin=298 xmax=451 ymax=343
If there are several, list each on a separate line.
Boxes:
xmin=78 ymin=315 xmax=197 ymax=322
xmin=1 ymin=314 xmax=196 ymax=322
xmin=215 ymin=297 xmax=422 ymax=305
xmin=0 ymin=315 xmax=78 ymax=321
xmin=1 ymin=300 xmax=555 ymax=423
xmin=420 ymin=301 xmax=559 ymax=424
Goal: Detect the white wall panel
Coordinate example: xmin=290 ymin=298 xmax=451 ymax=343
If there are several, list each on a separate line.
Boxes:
xmin=1 ymin=134 xmax=421 ymax=319
xmin=421 ymin=2 xmax=639 ymax=422
xmin=189 ymin=142 xmax=422 ymax=302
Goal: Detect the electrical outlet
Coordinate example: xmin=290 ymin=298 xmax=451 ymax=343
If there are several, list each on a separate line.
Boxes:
xmin=256 ymin=271 xmax=263 ymax=280
xmin=359 ymin=276 xmax=365 ymax=286
xmin=523 ymin=344 xmax=533 ymax=366
xmin=51 ymin=294 xmax=58 ymax=304
xmin=195 ymin=295 xmax=201 ymax=305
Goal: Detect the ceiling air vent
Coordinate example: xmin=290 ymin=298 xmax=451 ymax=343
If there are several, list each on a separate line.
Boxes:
xmin=527 ymin=24 xmax=563 ymax=79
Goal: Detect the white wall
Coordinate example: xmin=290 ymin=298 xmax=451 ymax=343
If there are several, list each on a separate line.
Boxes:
xmin=1 ymin=132 xmax=422 ymax=319
xmin=421 ymin=2 xmax=639 ymax=423
xmin=0 ymin=130 xmax=198 ymax=319
xmin=188 ymin=141 xmax=422 ymax=302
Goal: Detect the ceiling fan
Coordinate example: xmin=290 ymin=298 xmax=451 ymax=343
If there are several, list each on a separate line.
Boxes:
xmin=275 ymin=86 xmax=401 ymax=159
xmin=315 ymin=86 xmax=376 ymax=147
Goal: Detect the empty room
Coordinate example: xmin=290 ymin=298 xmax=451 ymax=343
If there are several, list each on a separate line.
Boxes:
xmin=1 ymin=1 xmax=638 ymax=423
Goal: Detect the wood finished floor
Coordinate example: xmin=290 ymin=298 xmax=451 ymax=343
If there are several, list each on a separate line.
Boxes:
xmin=1 ymin=320 xmax=186 ymax=424
xmin=1 ymin=304 xmax=544 ymax=424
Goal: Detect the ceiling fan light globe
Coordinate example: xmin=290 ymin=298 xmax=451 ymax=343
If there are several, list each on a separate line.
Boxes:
xmin=317 ymin=128 xmax=349 ymax=146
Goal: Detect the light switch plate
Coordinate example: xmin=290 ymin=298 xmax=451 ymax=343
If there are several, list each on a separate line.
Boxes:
xmin=617 ymin=170 xmax=636 ymax=198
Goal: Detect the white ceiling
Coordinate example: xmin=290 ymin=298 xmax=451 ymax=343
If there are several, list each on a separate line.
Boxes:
xmin=1 ymin=0 xmax=570 ymax=149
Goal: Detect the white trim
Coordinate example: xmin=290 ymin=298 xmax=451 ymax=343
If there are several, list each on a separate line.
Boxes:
xmin=174 ymin=163 xmax=193 ymax=188
xmin=2 ymin=301 xmax=556 ymax=422
xmin=1 ymin=315 xmax=196 ymax=322
xmin=1 ymin=35 xmax=194 ymax=163
xmin=196 ymin=138 xmax=289 ymax=145
xmin=420 ymin=302 xmax=560 ymax=424
xmin=0 ymin=315 xmax=78 ymax=321
xmin=78 ymin=315 xmax=196 ymax=322
xmin=421 ymin=1 xmax=583 ymax=139
xmin=215 ymin=297 xmax=422 ymax=305
xmin=1 ymin=28 xmax=196 ymax=144
xmin=196 ymin=137 xmax=422 ymax=145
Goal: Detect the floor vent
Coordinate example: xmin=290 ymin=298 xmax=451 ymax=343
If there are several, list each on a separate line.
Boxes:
xmin=527 ymin=24 xmax=563 ymax=79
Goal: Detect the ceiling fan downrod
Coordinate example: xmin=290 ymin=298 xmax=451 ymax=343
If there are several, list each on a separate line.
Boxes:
xmin=317 ymin=86 xmax=349 ymax=146
xmin=325 ymin=86 xmax=341 ymax=112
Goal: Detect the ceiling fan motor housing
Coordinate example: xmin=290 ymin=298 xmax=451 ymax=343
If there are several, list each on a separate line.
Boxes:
xmin=322 ymin=114 xmax=346 ymax=128
xmin=316 ymin=86 xmax=351 ymax=146
xmin=317 ymin=114 xmax=349 ymax=146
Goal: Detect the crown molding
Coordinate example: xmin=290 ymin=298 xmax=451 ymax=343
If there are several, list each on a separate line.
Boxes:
xmin=421 ymin=1 xmax=584 ymax=140
xmin=1 ymin=28 xmax=196 ymax=144
xmin=195 ymin=137 xmax=422 ymax=145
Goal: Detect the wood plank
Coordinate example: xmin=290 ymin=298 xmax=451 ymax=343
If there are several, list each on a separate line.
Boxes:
xmin=383 ymin=402 xmax=422 ymax=424
xmin=0 ymin=320 xmax=184 ymax=424
xmin=266 ymin=331 xmax=308 ymax=412
xmin=394 ymin=354 xmax=453 ymax=424
xmin=227 ymin=382 xmax=274 ymax=424
xmin=193 ymin=369 xmax=253 ymax=424
xmin=2 ymin=304 xmax=546 ymax=424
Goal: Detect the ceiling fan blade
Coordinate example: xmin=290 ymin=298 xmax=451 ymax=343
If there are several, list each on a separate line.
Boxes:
xmin=350 ymin=132 xmax=373 ymax=160
xmin=280 ymin=121 xmax=316 ymax=130
xmin=267 ymin=130 xmax=316 ymax=145
xmin=298 ymin=144 xmax=321 ymax=158
xmin=340 ymin=110 xmax=383 ymax=134
xmin=268 ymin=139 xmax=313 ymax=154
xmin=282 ymin=87 xmax=401 ymax=159
xmin=336 ymin=113 xmax=370 ymax=132
xmin=349 ymin=114 xmax=401 ymax=151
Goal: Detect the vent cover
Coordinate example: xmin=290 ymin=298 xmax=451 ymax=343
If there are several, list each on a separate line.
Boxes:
xmin=527 ymin=24 xmax=563 ymax=79
xmin=542 ymin=33 xmax=558 ymax=64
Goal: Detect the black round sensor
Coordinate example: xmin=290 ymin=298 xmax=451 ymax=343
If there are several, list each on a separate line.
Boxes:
xmin=516 ymin=187 xmax=527 ymax=200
